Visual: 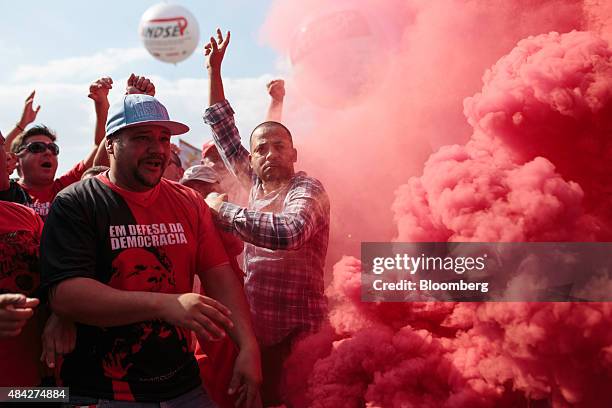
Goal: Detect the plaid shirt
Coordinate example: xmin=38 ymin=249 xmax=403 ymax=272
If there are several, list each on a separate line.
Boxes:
xmin=203 ymin=100 xmax=329 ymax=346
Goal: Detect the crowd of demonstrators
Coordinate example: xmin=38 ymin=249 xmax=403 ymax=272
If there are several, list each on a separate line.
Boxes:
xmin=1 ymin=28 xmax=328 ymax=408
xmin=1 ymin=76 xmax=153 ymax=394
xmin=203 ymin=29 xmax=330 ymax=406
xmin=39 ymin=87 xmax=262 ymax=407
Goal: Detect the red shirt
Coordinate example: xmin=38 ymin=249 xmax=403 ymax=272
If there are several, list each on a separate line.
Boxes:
xmin=195 ymin=230 xmax=244 ymax=408
xmin=20 ymin=160 xmax=87 ymax=219
xmin=40 ymin=173 xmax=230 ymax=401
xmin=0 ymin=201 xmax=44 ymax=386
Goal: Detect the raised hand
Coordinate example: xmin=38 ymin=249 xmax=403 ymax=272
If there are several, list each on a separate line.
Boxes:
xmin=204 ymin=28 xmax=230 ymax=72
xmin=18 ymin=91 xmax=41 ymax=129
xmin=88 ymin=77 xmax=113 ymax=107
xmin=126 ymin=73 xmax=155 ymax=96
xmin=267 ymin=79 xmax=285 ymax=101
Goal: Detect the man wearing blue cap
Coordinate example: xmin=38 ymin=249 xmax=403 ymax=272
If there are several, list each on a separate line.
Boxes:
xmin=40 ymin=89 xmax=262 ymax=407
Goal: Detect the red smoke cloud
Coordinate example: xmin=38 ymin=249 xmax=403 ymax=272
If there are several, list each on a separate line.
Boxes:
xmin=261 ymin=1 xmax=612 ymax=407
xmin=262 ymin=0 xmax=589 ymax=266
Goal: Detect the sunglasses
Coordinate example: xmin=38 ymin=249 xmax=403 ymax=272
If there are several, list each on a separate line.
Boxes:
xmin=20 ymin=141 xmax=60 ymax=156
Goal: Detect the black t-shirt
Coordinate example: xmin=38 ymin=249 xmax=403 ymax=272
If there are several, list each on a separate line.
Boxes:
xmin=40 ymin=174 xmax=229 ymax=402
xmin=0 ymin=179 xmax=32 ymax=206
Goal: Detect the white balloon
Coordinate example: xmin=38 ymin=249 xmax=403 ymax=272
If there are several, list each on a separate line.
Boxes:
xmin=139 ymin=3 xmax=200 ymax=64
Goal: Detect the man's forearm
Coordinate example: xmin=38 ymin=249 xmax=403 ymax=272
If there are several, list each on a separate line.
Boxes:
xmin=200 ymin=264 xmax=258 ymax=350
xmin=205 ymin=101 xmax=253 ymax=189
xmin=82 ymin=145 xmax=100 ymax=169
xmin=93 ymin=103 xmax=108 ymax=146
xmin=93 ymin=141 xmax=109 ymax=167
xmin=218 ymin=202 xmax=316 ymax=250
xmin=84 ymin=103 xmax=109 ymax=168
xmin=50 ymin=277 xmax=165 ymax=327
xmin=3 ymin=125 xmax=23 ymax=152
xmin=266 ymin=99 xmax=283 ymax=122
xmin=209 ymin=69 xmax=225 ymax=107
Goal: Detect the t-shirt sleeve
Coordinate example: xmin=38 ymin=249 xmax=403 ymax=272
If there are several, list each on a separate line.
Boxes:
xmin=40 ymin=192 xmax=97 ymax=293
xmin=0 ymin=202 xmax=42 ymax=238
xmin=195 ymin=195 xmax=230 ymax=272
xmin=55 ymin=160 xmax=87 ymax=191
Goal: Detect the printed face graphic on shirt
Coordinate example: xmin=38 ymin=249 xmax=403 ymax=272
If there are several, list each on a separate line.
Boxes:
xmin=102 ymin=320 xmax=190 ymax=382
xmin=0 ymin=230 xmax=40 ymax=295
xmin=42 ymin=177 xmax=228 ymax=400
xmin=109 ymin=247 xmax=175 ymax=292
xmin=103 ymin=247 xmax=188 ymax=385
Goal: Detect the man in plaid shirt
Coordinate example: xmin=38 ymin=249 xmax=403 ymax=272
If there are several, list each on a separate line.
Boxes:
xmin=202 ymin=29 xmax=330 ymax=406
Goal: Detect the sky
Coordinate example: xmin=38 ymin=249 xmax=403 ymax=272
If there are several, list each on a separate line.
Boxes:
xmin=0 ymin=0 xmax=280 ymax=174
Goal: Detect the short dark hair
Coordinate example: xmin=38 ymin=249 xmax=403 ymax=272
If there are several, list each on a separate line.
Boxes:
xmin=11 ymin=125 xmax=57 ymax=154
xmin=81 ymin=165 xmax=110 ymax=180
xmin=249 ymin=121 xmax=293 ymax=149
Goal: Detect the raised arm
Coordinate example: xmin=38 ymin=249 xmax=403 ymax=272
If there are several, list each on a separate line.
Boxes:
xmin=87 ymin=77 xmax=113 ymax=167
xmin=203 ymin=29 xmax=252 ymax=191
xmin=265 ymin=79 xmax=285 ymax=122
xmin=4 ymin=91 xmax=40 ymax=152
xmin=205 ymin=29 xmax=229 ymax=107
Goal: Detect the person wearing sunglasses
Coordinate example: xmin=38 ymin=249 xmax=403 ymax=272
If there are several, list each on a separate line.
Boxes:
xmin=9 ymin=124 xmax=89 ymax=220
xmin=8 ymin=84 xmax=118 ymax=220
xmin=8 ymin=77 xmax=160 ymax=221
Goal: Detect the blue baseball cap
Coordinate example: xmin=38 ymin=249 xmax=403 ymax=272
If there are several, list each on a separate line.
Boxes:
xmin=105 ymin=94 xmax=189 ymax=137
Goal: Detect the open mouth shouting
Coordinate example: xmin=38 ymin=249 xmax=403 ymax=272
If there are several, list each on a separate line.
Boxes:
xmin=40 ymin=161 xmax=53 ymax=170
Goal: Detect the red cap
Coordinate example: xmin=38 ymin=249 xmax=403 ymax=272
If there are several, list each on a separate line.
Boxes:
xmin=201 ymin=140 xmax=217 ymax=160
